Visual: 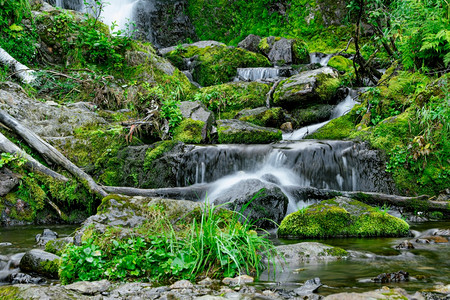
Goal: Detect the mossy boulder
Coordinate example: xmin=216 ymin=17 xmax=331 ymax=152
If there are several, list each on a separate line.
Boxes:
xmin=257 ymin=36 xmax=309 ymax=65
xmin=327 ymin=55 xmax=354 ymax=73
xmin=278 ymin=197 xmax=410 ymax=238
xmin=290 ymin=104 xmax=334 ymax=128
xmin=217 ymin=119 xmax=282 ymax=144
xmin=19 ymin=249 xmax=60 ymax=279
xmin=272 ymin=67 xmax=341 ymax=109
xmin=276 ymin=242 xmax=348 ymax=263
xmin=164 ymin=42 xmax=271 ymax=86
xmin=178 ymin=100 xmax=215 ymax=140
xmin=235 ymin=107 xmax=286 ymax=128
xmin=191 ymin=82 xmax=270 ymax=119
xmin=173 ymin=118 xmax=205 ymax=144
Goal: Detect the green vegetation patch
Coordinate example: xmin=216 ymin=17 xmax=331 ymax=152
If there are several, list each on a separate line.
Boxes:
xmin=165 ymin=45 xmax=271 ymax=86
xmin=278 ymin=197 xmax=410 ymax=238
xmin=237 ymin=107 xmax=285 ymax=128
xmin=217 ymin=120 xmax=282 ymax=144
xmin=191 ymin=82 xmax=270 ymax=119
xmin=173 ymin=119 xmax=205 ymax=144
xmin=59 ymin=199 xmax=277 ymax=285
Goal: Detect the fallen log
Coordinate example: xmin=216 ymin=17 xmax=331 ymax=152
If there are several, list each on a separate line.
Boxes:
xmin=103 ymin=185 xmax=209 ymax=201
xmin=0 ymin=47 xmax=36 ymax=84
xmin=0 ymin=132 xmax=69 ymax=182
xmin=0 ymin=110 xmax=107 ymax=198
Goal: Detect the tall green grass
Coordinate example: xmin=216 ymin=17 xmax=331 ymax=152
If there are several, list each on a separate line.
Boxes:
xmin=60 ymin=201 xmax=277 ymax=284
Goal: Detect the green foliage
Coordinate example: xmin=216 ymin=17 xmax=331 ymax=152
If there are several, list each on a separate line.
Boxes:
xmin=160 ymin=97 xmax=183 ymax=132
xmin=0 ymin=0 xmax=38 ymax=64
xmin=0 ymin=153 xmax=27 ymax=168
xmin=59 ymin=202 xmax=276 ymax=284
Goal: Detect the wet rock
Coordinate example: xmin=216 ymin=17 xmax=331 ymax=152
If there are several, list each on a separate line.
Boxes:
xmin=19 ymin=249 xmax=60 ymax=278
xmin=421 ymin=236 xmax=449 ymax=243
xmin=372 ymin=270 xmax=409 ymax=283
xmin=395 ymin=240 xmax=415 ymax=249
xmin=222 ymin=275 xmax=254 ymax=286
xmin=35 ymin=229 xmax=58 ymax=246
xmin=212 ymin=178 xmax=288 ymax=229
xmin=170 ymin=279 xmax=194 ymax=289
xmin=235 ymin=107 xmax=286 ymax=129
xmin=7 ymin=272 xmax=46 ymax=284
xmin=416 ymin=238 xmax=431 ymax=244
xmin=294 ymin=277 xmax=322 ymax=296
xmin=272 ymin=67 xmax=340 ymax=110
xmin=276 ymin=242 xmax=348 ymax=264
xmin=238 ymin=34 xmax=262 ymax=53
xmin=65 ymin=279 xmax=111 ymax=295
xmin=290 ymin=104 xmax=334 ymax=128
xmin=0 ymin=242 xmax=12 ymax=247
xmin=216 ymin=119 xmax=282 ymax=144
xmin=324 ymin=287 xmax=413 ymax=300
xmin=280 ymin=122 xmax=293 ymax=132
xmin=0 ymin=168 xmax=19 ymax=196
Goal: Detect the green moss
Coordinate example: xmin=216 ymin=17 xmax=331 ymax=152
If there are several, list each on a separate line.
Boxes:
xmin=0 ymin=286 xmax=22 ymax=300
xmin=217 ymin=121 xmax=282 ymax=144
xmin=166 ymin=45 xmax=271 ymax=86
xmin=322 ymin=246 xmax=348 ymax=257
xmin=328 ymin=55 xmax=354 ymax=73
xmin=309 ymin=104 xmax=362 ymax=139
xmin=40 ymin=259 xmax=60 ymax=278
xmin=45 ymin=239 xmax=70 ymax=256
xmin=278 ymin=197 xmax=410 ymax=238
xmin=173 ymin=119 xmax=205 ymax=144
xmin=191 ymin=82 xmax=269 ymax=118
xmin=315 ymin=73 xmax=341 ymax=101
xmin=143 ymin=140 xmax=179 ymax=170
xmin=238 ymin=107 xmax=285 ymax=128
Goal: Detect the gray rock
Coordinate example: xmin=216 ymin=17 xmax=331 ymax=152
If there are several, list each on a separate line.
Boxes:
xmin=178 ymin=101 xmax=215 ymax=140
xmin=0 ymin=82 xmax=106 ymax=138
xmin=238 ymin=34 xmax=262 ymax=53
xmin=125 ymin=50 xmax=176 ymax=76
xmin=65 ymin=279 xmax=111 ymax=295
xmin=0 ymin=168 xmax=19 ymax=197
xmin=35 ymin=229 xmax=58 ymax=246
xmin=276 ymin=242 xmax=348 ymax=264
xmin=290 ymin=104 xmax=334 ymax=128
xmin=372 ymin=270 xmax=409 ymax=283
xmin=294 ymin=277 xmax=322 ymax=296
xmin=272 ymin=67 xmax=339 ymax=109
xmin=170 ymin=279 xmax=194 ymax=289
xmin=268 ymin=38 xmax=294 ymax=66
xmin=212 ymin=178 xmax=288 ymax=229
xmin=19 ymin=249 xmax=60 ymax=278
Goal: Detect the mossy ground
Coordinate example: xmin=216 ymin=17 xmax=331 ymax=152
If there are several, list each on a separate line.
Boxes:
xmin=278 ymin=198 xmax=410 ymax=238
xmin=238 ymin=107 xmax=285 ymax=128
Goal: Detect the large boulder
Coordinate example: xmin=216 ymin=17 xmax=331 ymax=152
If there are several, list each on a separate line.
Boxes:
xmin=19 ymin=249 xmax=60 ymax=279
xmin=290 ymin=104 xmax=334 ymax=128
xmin=278 ymin=197 xmax=410 ymax=238
xmin=0 ymin=82 xmax=106 ymax=138
xmin=235 ymin=107 xmax=286 ymax=128
xmin=212 ymin=179 xmax=289 ymax=228
xmin=216 ymin=119 xmax=282 ymax=144
xmin=237 ymin=34 xmax=262 ymax=53
xmin=272 ymin=67 xmax=341 ymax=109
xmin=164 ymin=43 xmax=271 ymax=86
xmin=259 ymin=37 xmax=309 ymax=65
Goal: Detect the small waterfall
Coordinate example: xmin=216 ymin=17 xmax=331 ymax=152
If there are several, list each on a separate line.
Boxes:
xmin=236 ymin=68 xmax=281 ymax=81
xmin=310 ymin=53 xmax=334 ymax=66
xmin=283 ymin=88 xmax=359 ymax=140
xmin=0 ymin=253 xmax=23 ymax=284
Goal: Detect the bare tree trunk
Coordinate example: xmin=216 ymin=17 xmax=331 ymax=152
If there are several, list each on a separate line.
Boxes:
xmin=0 ymin=132 xmax=69 ymax=182
xmin=0 ymin=47 xmax=36 ymax=84
xmin=0 ymin=110 xmax=108 ymax=198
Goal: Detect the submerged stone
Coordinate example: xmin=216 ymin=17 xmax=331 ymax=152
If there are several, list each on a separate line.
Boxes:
xmin=278 ymin=197 xmax=410 ymax=238
xmin=19 ymin=249 xmax=60 ymax=279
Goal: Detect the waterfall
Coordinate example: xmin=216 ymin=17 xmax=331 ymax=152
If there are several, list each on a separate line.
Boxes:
xmin=236 ymin=68 xmax=280 ymax=81
xmin=283 ymin=88 xmax=360 ymax=140
xmin=310 ymin=53 xmax=334 ymax=66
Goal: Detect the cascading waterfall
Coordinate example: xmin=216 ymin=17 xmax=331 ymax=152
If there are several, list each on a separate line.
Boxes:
xmin=310 ymin=53 xmax=334 ymax=66
xmin=236 ymin=68 xmax=280 ymax=81
xmin=282 ymin=88 xmax=360 ymax=140
xmin=176 ymin=140 xmax=397 ymax=212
